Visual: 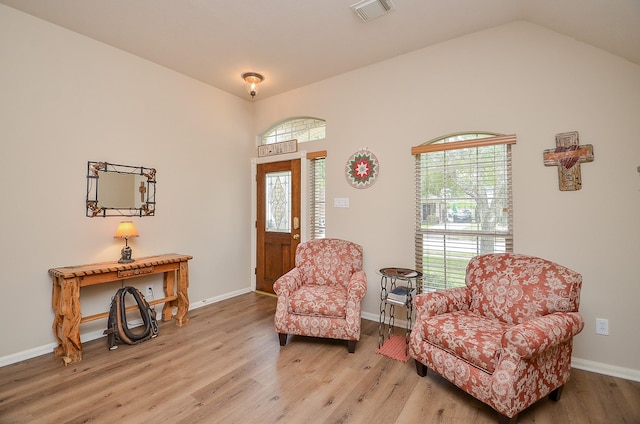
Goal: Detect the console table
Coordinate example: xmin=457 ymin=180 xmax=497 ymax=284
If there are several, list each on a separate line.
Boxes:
xmin=49 ymin=253 xmax=192 ymax=365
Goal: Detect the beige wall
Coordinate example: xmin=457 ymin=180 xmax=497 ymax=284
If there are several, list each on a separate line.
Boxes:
xmin=253 ymin=22 xmax=640 ymax=377
xmin=0 ymin=5 xmax=254 ymax=358
xmin=1 ymin=4 xmax=639 ymax=380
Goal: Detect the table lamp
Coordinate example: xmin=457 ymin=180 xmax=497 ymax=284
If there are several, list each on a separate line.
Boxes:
xmin=114 ymin=221 xmax=139 ymax=263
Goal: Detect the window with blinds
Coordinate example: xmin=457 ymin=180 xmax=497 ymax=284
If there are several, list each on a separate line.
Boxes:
xmin=413 ymin=133 xmax=516 ymax=292
xmin=261 ymin=117 xmax=326 ymax=145
xmin=308 ymin=152 xmax=326 ymax=239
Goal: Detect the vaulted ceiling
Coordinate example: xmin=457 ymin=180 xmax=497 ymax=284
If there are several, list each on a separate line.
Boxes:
xmin=2 ymin=0 xmax=639 ymax=100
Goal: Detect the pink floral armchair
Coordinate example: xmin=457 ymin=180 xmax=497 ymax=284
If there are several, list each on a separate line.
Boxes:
xmin=409 ymin=253 xmax=584 ymax=423
xmin=273 ymin=238 xmax=367 ymax=353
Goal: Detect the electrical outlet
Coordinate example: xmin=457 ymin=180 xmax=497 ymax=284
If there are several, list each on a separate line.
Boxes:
xmin=595 ymin=318 xmax=609 ymax=335
xmin=145 ymin=285 xmax=153 ymax=297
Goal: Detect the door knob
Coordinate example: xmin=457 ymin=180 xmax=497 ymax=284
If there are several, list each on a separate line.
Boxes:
xmin=293 ymin=234 xmax=300 ymax=240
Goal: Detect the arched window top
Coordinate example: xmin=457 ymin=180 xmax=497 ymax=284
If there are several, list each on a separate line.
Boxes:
xmin=425 ymin=132 xmax=502 ymax=145
xmin=260 ymin=117 xmax=326 ymax=145
xmin=412 ymin=132 xmax=514 ymax=155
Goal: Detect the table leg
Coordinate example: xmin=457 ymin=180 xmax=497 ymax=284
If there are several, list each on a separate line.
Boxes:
xmin=404 ymin=297 xmax=412 ymax=356
xmin=57 ymin=278 xmax=82 ymax=365
xmin=162 ymin=270 xmax=176 ymax=322
xmin=51 ymin=277 xmax=64 ymax=356
xmin=378 ymin=275 xmax=387 ymax=348
xmin=174 ymin=261 xmax=190 ymax=326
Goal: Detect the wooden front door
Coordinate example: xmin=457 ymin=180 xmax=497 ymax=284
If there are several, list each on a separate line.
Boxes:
xmin=256 ymin=159 xmax=301 ymax=293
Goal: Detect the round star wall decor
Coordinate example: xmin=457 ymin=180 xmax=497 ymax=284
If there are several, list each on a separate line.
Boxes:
xmin=345 ymin=149 xmax=380 ymax=189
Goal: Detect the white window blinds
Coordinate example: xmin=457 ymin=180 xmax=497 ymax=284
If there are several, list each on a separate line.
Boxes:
xmin=413 ymin=134 xmax=516 ymax=292
xmin=308 ymin=151 xmax=326 ymax=239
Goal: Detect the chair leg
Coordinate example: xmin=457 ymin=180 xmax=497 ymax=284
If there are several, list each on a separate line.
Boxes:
xmin=498 ymin=413 xmax=517 ymax=424
xmin=549 ymin=385 xmax=563 ymax=401
xmin=278 ymin=333 xmax=287 ymax=346
xmin=347 ymin=340 xmax=356 ymax=353
xmin=414 ymin=359 xmax=428 ymax=377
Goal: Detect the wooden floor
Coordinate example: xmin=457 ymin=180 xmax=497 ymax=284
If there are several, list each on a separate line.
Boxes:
xmin=1 ymin=292 xmax=639 ymax=424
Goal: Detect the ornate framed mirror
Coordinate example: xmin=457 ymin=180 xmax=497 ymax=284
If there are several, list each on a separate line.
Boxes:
xmin=86 ymin=161 xmax=156 ymax=217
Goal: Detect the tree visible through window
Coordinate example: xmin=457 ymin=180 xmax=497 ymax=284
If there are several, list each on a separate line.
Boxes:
xmin=413 ymin=133 xmax=516 ymax=292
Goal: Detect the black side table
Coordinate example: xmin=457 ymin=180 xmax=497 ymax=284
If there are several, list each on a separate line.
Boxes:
xmin=378 ymin=267 xmax=423 ymax=355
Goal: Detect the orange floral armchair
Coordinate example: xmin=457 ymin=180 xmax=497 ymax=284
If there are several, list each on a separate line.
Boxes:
xmin=409 ymin=253 xmax=584 ymax=423
xmin=274 ymin=238 xmax=367 ymax=353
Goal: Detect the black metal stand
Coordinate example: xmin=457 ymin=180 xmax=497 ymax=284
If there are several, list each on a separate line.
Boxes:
xmin=377 ymin=267 xmax=423 ymax=355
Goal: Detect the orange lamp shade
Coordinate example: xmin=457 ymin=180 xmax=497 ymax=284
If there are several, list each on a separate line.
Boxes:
xmin=113 ymin=221 xmax=139 ymax=239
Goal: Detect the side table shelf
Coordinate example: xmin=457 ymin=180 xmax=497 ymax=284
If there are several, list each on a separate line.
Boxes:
xmin=378 ymin=267 xmax=423 ymax=355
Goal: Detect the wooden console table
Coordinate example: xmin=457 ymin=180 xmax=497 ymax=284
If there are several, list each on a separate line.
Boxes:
xmin=49 ymin=253 xmax=192 ymax=365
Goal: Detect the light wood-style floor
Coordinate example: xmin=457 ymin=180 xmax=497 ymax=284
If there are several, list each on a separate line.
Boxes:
xmin=1 ymin=292 xmax=639 ymax=423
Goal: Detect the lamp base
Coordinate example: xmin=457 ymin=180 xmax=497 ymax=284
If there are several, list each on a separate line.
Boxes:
xmin=118 ymin=245 xmax=134 ymax=263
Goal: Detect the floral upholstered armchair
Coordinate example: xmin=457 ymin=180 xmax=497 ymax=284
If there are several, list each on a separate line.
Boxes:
xmin=273 ymin=238 xmax=367 ymax=353
xmin=409 ymin=253 xmax=584 ymax=423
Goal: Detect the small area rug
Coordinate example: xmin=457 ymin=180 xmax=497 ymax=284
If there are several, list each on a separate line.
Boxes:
xmin=375 ymin=334 xmax=409 ymax=363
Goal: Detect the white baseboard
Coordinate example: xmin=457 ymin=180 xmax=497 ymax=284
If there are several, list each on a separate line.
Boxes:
xmin=0 ymin=287 xmax=253 ymax=368
xmin=190 ymin=287 xmax=252 ymax=310
xmin=362 ymin=311 xmax=640 ymax=383
xmin=362 ymin=311 xmax=383 ymax=323
xmin=571 ymin=357 xmax=640 ymax=382
xmin=0 ymin=343 xmax=60 ymax=368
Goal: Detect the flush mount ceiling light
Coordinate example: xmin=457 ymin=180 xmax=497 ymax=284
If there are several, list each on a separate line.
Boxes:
xmin=351 ymin=0 xmax=395 ymax=22
xmin=242 ymin=72 xmax=264 ymax=98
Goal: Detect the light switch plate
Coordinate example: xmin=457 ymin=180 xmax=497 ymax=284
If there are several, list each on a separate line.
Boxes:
xmin=334 ymin=197 xmax=350 ymax=208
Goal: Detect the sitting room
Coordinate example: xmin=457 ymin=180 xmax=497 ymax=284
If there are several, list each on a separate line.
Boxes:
xmin=1 ymin=1 xmax=639 ymax=422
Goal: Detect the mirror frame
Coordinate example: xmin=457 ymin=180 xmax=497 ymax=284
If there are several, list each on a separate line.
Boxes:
xmin=86 ymin=161 xmax=156 ymax=217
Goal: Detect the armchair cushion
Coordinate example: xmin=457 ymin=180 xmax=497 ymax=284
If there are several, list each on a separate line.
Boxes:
xmin=422 ymin=310 xmax=510 ymax=373
xmin=296 ymin=239 xmax=363 ymax=286
xmin=467 ymin=253 xmax=582 ymax=324
xmin=288 ymin=284 xmax=347 ymax=318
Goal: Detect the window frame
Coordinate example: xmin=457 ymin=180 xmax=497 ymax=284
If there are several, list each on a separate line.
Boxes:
xmin=413 ymin=133 xmax=516 ymax=292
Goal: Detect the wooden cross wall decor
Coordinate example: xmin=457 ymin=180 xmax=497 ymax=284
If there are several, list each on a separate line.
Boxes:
xmin=543 ymin=131 xmax=594 ymax=191
xmin=139 ymin=182 xmax=146 ymax=202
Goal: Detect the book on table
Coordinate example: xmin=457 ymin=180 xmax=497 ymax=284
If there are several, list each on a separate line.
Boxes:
xmin=386 ymin=285 xmax=416 ymax=305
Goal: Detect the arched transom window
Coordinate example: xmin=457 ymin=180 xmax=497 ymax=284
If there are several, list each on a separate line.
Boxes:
xmin=260 ymin=117 xmax=326 ymax=145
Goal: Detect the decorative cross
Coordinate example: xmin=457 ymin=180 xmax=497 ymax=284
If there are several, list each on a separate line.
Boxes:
xmin=139 ymin=182 xmax=146 ymax=202
xmin=543 ymin=131 xmax=594 ymax=191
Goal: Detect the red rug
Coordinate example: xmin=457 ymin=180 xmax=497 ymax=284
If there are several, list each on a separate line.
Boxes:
xmin=375 ymin=334 xmax=409 ymax=363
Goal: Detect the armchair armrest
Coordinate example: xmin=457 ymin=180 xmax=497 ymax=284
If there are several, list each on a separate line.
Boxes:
xmin=413 ymin=286 xmax=471 ymax=317
xmin=273 ymin=268 xmax=304 ymax=297
xmin=502 ymin=312 xmax=585 ymax=358
xmin=347 ymin=270 xmax=367 ymax=300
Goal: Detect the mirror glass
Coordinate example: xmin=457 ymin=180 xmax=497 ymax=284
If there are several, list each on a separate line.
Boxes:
xmin=86 ymin=161 xmax=156 ymax=217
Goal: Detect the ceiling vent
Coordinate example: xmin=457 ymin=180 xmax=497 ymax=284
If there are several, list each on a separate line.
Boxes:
xmin=351 ymin=0 xmax=395 ymax=22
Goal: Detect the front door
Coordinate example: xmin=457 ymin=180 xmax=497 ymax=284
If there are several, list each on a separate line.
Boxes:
xmin=256 ymin=159 xmax=301 ymax=293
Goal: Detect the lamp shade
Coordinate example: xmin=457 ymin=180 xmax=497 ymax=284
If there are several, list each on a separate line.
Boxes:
xmin=114 ymin=221 xmax=139 ymax=239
